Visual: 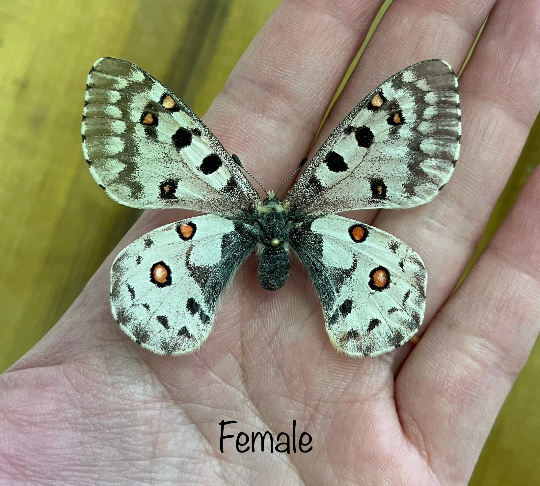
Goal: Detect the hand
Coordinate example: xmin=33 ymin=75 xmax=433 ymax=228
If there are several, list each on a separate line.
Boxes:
xmin=1 ymin=0 xmax=539 ymax=483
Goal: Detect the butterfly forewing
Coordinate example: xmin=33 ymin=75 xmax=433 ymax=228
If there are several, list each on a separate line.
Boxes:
xmin=82 ymin=57 xmax=258 ymax=215
xmin=110 ymin=214 xmax=257 ymax=355
xmin=285 ymin=60 xmax=460 ymax=215
xmin=290 ymin=215 xmax=426 ymax=357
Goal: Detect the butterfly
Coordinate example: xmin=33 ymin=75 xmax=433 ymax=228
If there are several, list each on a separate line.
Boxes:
xmin=82 ymin=57 xmax=460 ymax=357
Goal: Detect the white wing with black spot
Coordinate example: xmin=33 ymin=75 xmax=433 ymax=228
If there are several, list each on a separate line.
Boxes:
xmin=290 ymin=214 xmax=426 ymax=357
xmin=82 ymin=57 xmax=258 ymax=215
xmin=110 ymin=214 xmax=257 ymax=355
xmin=285 ymin=60 xmax=460 ymax=215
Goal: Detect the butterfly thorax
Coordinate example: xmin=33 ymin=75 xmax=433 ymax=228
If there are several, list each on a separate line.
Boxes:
xmin=252 ymin=194 xmax=291 ymax=291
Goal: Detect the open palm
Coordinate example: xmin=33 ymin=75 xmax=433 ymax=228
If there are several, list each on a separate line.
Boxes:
xmin=2 ymin=0 xmax=540 ymax=484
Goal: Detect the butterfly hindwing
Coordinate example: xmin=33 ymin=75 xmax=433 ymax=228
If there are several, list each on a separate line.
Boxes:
xmin=82 ymin=57 xmax=258 ymax=214
xmin=110 ymin=214 xmax=257 ymax=355
xmin=290 ymin=215 xmax=427 ymax=357
xmin=285 ymin=60 xmax=460 ymax=215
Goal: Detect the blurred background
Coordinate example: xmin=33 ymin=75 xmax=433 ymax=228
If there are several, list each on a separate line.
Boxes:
xmin=0 ymin=0 xmax=538 ymax=483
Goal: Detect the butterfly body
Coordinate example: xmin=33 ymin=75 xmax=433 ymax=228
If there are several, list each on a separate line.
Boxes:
xmin=251 ymin=195 xmax=292 ymax=291
xmin=83 ymin=57 xmax=460 ymax=357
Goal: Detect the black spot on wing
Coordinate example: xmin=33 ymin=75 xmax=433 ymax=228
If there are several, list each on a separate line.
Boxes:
xmin=132 ymin=326 xmax=150 ymax=344
xmin=355 ymin=126 xmax=374 ymax=148
xmin=410 ymin=311 xmax=421 ymax=330
xmin=144 ymin=238 xmax=154 ymax=248
xmin=178 ymin=326 xmax=194 ymax=339
xmin=307 ymin=175 xmax=324 ymax=196
xmin=187 ymin=298 xmax=200 ymax=315
xmin=327 ymin=313 xmax=338 ymax=328
xmin=159 ymin=179 xmax=178 ymax=200
xmin=157 ymin=316 xmax=169 ymax=330
xmin=199 ymin=311 xmax=211 ymax=325
xmin=222 ymin=177 xmax=239 ymax=193
xmin=339 ymin=299 xmax=353 ymax=316
xmin=389 ymin=240 xmax=400 ymax=253
xmin=110 ymin=280 xmax=121 ymax=301
xmin=415 ymin=271 xmax=427 ymax=299
xmin=115 ymin=308 xmax=130 ymax=326
xmin=367 ymin=318 xmax=381 ymax=332
xmin=186 ymin=297 xmax=211 ymax=325
xmin=328 ymin=298 xmax=354 ymax=328
xmin=347 ymin=329 xmax=359 ymax=340
xmin=127 ymin=284 xmax=136 ymax=300
xmin=388 ymin=331 xmax=404 ymax=348
xmin=172 ymin=127 xmax=192 ymax=150
xmin=143 ymin=125 xmax=158 ymax=140
xmin=160 ymin=341 xmax=175 ymax=355
xmin=199 ymin=154 xmax=222 ymax=175
xmin=370 ymin=179 xmax=387 ymax=200
xmin=402 ymin=290 xmax=411 ymax=305
xmin=324 ymin=151 xmax=347 ymax=173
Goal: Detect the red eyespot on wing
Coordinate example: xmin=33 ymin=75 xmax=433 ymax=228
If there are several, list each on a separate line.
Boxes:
xmin=177 ymin=222 xmax=197 ymax=241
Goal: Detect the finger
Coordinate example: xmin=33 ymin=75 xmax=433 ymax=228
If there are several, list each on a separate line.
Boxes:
xmin=15 ymin=0 xmax=390 ymax=363
xmin=308 ymin=0 xmax=497 ymax=194
xmin=203 ymin=0 xmax=390 ymax=190
xmin=325 ymin=0 xmax=496 ymax=122
xmin=137 ymin=0 xmax=391 ymax=231
xmin=396 ymin=161 xmax=540 ymax=483
xmin=374 ymin=0 xmax=540 ymax=325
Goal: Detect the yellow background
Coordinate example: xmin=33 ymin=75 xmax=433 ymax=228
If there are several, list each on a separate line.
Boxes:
xmin=0 ymin=1 xmax=538 ymax=483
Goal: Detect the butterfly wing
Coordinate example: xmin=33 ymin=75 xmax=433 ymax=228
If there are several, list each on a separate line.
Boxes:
xmin=110 ymin=214 xmax=257 ymax=355
xmin=285 ymin=60 xmax=460 ymax=215
xmin=290 ymin=215 xmax=426 ymax=357
xmin=82 ymin=57 xmax=258 ymax=214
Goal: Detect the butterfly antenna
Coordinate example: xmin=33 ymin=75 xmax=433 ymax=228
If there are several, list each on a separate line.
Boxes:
xmin=275 ymin=157 xmax=308 ymax=197
xmin=232 ymin=154 xmax=268 ymax=196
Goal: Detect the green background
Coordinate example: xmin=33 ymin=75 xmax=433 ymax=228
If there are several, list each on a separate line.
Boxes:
xmin=0 ymin=1 xmax=538 ymax=483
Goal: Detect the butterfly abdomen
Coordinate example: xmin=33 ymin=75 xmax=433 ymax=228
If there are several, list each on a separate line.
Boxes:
xmin=258 ymin=246 xmax=290 ymax=291
xmin=255 ymin=196 xmax=291 ymax=290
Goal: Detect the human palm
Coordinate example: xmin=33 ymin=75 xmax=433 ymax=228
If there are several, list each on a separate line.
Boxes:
xmin=2 ymin=0 xmax=540 ymax=484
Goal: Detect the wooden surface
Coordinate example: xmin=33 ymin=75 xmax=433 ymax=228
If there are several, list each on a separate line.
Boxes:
xmin=0 ymin=1 xmax=538 ymax=484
